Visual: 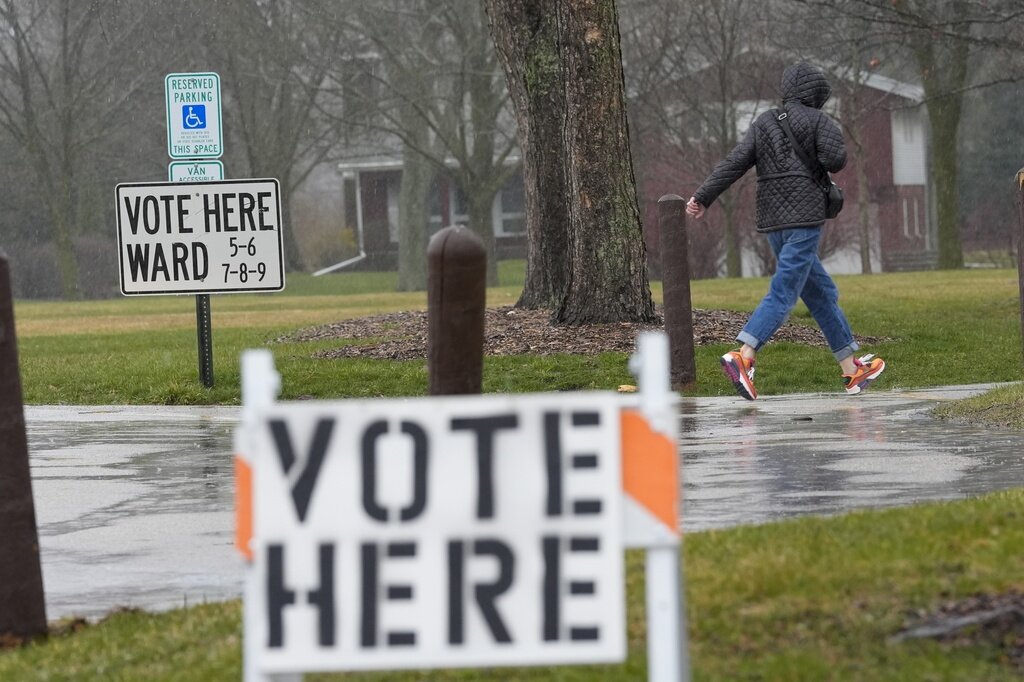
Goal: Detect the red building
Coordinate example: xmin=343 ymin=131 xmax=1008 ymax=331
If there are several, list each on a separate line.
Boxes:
xmin=636 ymin=62 xmax=933 ymax=276
xmin=323 ymin=62 xmax=931 ymax=278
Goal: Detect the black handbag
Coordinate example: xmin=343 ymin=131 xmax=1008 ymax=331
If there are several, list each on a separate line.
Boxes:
xmin=776 ymin=110 xmax=844 ymax=219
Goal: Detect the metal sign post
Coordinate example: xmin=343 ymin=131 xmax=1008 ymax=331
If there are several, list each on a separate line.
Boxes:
xmin=195 ymin=293 xmax=214 ymax=388
xmin=165 ymin=72 xmax=224 ymax=387
xmin=169 ymin=161 xmax=225 ymax=388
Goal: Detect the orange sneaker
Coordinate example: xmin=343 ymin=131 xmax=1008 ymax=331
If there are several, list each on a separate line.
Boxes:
xmin=720 ymin=350 xmax=757 ymax=400
xmin=842 ymin=354 xmax=885 ymax=395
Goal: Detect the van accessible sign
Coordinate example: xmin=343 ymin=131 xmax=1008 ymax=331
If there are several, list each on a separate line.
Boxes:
xmin=115 ymin=179 xmax=284 ymax=296
xmin=165 ymin=72 xmax=223 ymax=159
xmin=242 ymin=393 xmax=626 ymax=674
xmin=169 ymin=160 xmax=224 ymax=183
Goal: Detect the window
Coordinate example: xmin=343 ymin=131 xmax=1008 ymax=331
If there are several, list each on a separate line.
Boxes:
xmin=427 ymin=176 xmax=444 ymax=235
xmin=451 ymin=183 xmax=469 ymax=226
xmin=494 ymin=173 xmax=525 ymax=236
xmin=891 ymin=107 xmax=926 ymax=186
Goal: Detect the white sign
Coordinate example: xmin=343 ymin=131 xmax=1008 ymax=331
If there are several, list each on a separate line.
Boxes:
xmin=165 ymin=72 xmax=223 ymax=159
xmin=169 ymin=161 xmax=224 ymax=183
xmin=115 ymin=179 xmax=285 ymax=296
xmin=245 ymin=393 xmax=625 ymax=674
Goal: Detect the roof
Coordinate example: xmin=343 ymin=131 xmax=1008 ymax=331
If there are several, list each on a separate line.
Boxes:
xmin=336 ymin=153 xmax=521 ymax=173
xmin=825 ymin=64 xmax=925 ymax=103
xmin=672 ymin=46 xmax=926 ymax=104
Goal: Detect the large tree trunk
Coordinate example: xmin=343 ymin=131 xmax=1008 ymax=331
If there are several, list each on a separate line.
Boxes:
xmin=930 ymin=102 xmax=964 ymax=269
xmin=910 ymin=3 xmax=968 ymax=270
xmin=555 ymin=0 xmax=655 ymax=323
xmin=484 ymin=0 xmax=569 ymax=309
xmin=486 ymin=0 xmax=655 ymax=323
xmin=467 ymin=191 xmax=500 ymax=286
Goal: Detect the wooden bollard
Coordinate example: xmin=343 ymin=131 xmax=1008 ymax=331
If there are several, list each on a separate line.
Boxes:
xmin=0 ymin=252 xmax=47 ymax=642
xmin=658 ymin=195 xmax=697 ymax=391
xmin=427 ymin=226 xmax=486 ymax=395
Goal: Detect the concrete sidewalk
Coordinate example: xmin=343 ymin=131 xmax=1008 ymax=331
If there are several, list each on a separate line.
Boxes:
xmin=679 ymin=384 xmax=1024 ymax=529
xmin=24 ymin=383 xmax=1024 ymax=621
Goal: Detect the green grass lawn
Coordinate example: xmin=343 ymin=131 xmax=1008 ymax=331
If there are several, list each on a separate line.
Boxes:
xmin=6 ymin=266 xmax=1023 ymax=679
xmin=933 ymin=381 xmax=1024 ymax=429
xmin=2 ymin=489 xmax=1021 ymax=681
xmin=13 ymin=264 xmax=1023 ymax=404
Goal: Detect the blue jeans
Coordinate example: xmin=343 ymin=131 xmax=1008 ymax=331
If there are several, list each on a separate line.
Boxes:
xmin=737 ymin=226 xmax=859 ymax=361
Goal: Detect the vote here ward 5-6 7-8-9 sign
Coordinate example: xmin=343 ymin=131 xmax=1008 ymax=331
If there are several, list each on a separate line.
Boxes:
xmin=115 ymin=179 xmax=284 ymax=296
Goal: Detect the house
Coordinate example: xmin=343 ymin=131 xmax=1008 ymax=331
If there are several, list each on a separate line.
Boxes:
xmin=636 ymin=57 xmax=934 ymax=276
xmin=319 ymin=57 xmax=932 ymax=278
xmin=318 ymin=144 xmax=526 ymax=274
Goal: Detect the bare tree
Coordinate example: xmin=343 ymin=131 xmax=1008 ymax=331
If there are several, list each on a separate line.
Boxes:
xmin=200 ymin=0 xmax=344 ymax=272
xmin=317 ymin=1 xmax=519 ymax=290
xmin=0 ymin=0 xmax=164 ymax=297
xmin=622 ymin=0 xmax=778 ymax=279
xmin=788 ymin=0 xmax=1024 ymax=269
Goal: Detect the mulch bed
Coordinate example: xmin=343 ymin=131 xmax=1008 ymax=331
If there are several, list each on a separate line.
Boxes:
xmin=274 ymin=306 xmax=886 ymax=361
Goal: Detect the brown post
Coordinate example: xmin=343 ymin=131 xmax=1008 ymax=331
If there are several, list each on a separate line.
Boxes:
xmin=658 ymin=195 xmax=697 ymax=391
xmin=1016 ymin=170 xmax=1024 ymax=365
xmin=427 ymin=226 xmax=486 ymax=395
xmin=0 ymin=252 xmax=47 ymax=642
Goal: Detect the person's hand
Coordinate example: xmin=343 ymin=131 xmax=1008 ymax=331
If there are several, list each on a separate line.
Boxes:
xmin=686 ymin=196 xmax=705 ymax=219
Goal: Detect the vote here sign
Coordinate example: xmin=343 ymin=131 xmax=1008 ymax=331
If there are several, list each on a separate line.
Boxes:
xmin=242 ymin=392 xmax=625 ymax=675
xmin=115 ymin=179 xmax=284 ymax=296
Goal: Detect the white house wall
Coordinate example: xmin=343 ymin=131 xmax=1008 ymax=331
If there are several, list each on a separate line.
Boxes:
xmin=386 ymin=175 xmax=400 ymax=243
xmin=891 ymin=106 xmax=927 ymax=186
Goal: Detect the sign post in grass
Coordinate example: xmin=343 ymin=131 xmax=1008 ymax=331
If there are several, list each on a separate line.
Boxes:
xmin=114 ymin=177 xmax=285 ymax=389
xmin=234 ymin=332 xmax=690 ymax=681
xmin=0 ymin=252 xmax=47 ymax=642
xmin=166 ymin=72 xmax=224 ymax=388
xmin=658 ymin=195 xmax=697 ymax=392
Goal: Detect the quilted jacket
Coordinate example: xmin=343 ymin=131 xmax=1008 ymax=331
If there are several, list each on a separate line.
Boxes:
xmin=692 ymin=62 xmax=847 ymax=232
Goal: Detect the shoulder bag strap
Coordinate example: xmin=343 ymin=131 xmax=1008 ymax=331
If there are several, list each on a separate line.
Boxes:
xmin=776 ymin=109 xmax=827 ymax=185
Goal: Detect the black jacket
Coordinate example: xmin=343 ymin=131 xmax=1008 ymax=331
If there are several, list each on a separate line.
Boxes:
xmin=693 ymin=62 xmax=847 ymax=232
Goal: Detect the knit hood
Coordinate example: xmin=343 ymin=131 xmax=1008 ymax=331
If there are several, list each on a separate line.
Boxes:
xmin=780 ymin=62 xmax=831 ymax=109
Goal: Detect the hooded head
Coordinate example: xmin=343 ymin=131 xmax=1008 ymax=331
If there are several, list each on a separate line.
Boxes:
xmin=780 ymin=62 xmax=831 ymax=109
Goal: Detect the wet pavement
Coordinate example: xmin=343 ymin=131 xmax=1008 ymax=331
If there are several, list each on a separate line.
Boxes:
xmin=26 ymin=406 xmax=239 ymax=621
xmin=679 ymin=384 xmax=1024 ymax=530
xmin=23 ymin=383 xmax=1024 ymax=621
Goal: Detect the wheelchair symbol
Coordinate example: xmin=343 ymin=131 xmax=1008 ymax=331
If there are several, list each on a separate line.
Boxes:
xmin=182 ymin=104 xmax=207 ymax=130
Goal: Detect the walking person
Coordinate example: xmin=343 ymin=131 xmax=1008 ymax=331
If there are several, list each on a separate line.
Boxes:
xmin=686 ymin=61 xmax=885 ymax=400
